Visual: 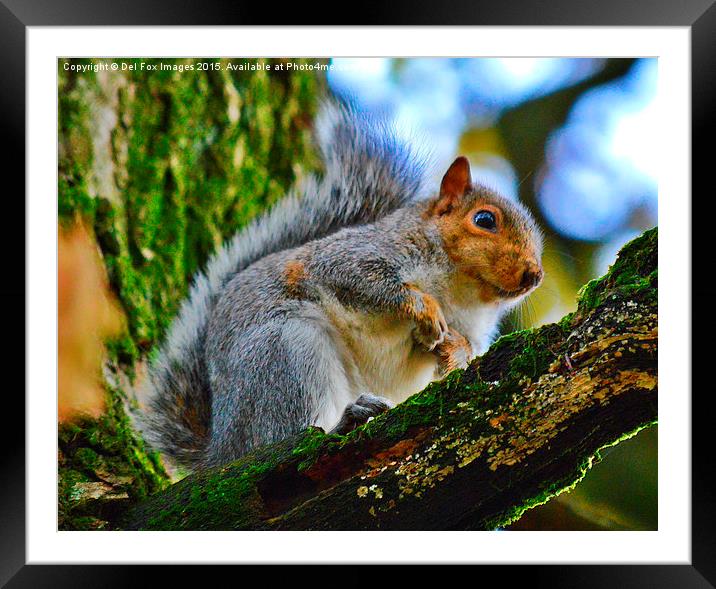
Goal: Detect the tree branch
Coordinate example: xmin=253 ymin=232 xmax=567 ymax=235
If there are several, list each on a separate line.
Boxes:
xmin=121 ymin=228 xmax=657 ymax=531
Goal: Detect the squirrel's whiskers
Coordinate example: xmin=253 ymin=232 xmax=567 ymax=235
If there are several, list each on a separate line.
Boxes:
xmin=141 ymin=102 xmax=543 ymax=471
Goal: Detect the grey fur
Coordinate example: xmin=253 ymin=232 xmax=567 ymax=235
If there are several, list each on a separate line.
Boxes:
xmin=177 ymin=189 xmax=539 ymax=469
xmin=200 ymin=205 xmax=440 ymax=467
xmin=140 ymin=101 xmax=429 ymax=469
xmin=142 ymin=102 xmax=543 ymax=472
xmin=329 ymin=393 xmax=394 ymax=435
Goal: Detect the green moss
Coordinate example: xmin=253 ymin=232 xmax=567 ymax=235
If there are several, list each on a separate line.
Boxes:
xmin=60 ymin=59 xmax=658 ymax=530
xmin=577 ymin=227 xmax=657 ymax=314
xmin=485 ymin=419 xmax=658 ymax=530
xmin=291 ymin=427 xmax=343 ymax=471
xmin=58 ymin=384 xmax=170 ymax=530
xmin=58 ymin=58 xmax=325 ymax=528
xmin=480 ymin=230 xmax=659 ymax=528
xmin=500 ymin=326 xmax=563 ymax=378
xmin=288 ymin=315 xmax=570 ymax=475
xmin=58 ymin=59 xmax=98 ymax=223
xmin=125 ymin=431 xmax=310 ymax=530
xmin=558 ymin=311 xmax=576 ymax=331
xmin=73 ymin=447 xmax=101 ymax=470
xmin=287 ymin=369 xmax=476 ymax=472
xmin=486 ymin=453 xmax=596 ymax=530
xmin=59 ymin=57 xmax=323 ymax=368
xmin=120 ymin=226 xmax=658 ymax=531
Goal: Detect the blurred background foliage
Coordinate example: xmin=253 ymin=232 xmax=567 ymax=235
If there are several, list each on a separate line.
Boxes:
xmin=58 ymin=57 xmax=656 ymax=530
xmin=328 ymin=57 xmax=657 ymax=530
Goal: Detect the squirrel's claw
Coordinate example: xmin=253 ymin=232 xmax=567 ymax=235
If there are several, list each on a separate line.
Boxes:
xmin=409 ymin=292 xmax=448 ymax=352
xmin=328 ymin=393 xmax=394 ymax=435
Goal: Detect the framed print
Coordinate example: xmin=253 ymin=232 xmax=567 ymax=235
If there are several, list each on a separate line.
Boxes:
xmin=6 ymin=0 xmax=710 ymax=585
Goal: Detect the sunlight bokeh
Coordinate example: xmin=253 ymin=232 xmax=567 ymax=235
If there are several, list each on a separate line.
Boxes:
xmin=329 ymin=56 xmax=658 ymax=283
xmin=328 ymin=58 xmax=659 ymax=532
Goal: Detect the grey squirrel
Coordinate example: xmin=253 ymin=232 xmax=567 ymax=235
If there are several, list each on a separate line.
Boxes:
xmin=141 ymin=101 xmax=543 ymax=471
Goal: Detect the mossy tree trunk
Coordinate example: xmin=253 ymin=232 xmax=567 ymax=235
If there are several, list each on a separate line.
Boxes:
xmin=58 ymin=58 xmax=325 ymax=530
xmin=121 ymin=228 xmax=657 ymax=531
xmin=59 ymin=59 xmax=658 ymax=531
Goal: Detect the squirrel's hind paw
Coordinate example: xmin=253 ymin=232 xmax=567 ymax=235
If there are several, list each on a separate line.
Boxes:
xmin=328 ymin=393 xmax=393 ymax=435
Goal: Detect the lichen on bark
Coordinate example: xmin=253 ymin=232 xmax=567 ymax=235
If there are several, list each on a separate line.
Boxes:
xmin=58 ymin=58 xmax=657 ymax=530
xmin=58 ymin=58 xmax=325 ymax=530
xmin=120 ymin=227 xmax=658 ymax=531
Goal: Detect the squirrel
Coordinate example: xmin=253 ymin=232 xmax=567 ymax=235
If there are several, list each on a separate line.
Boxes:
xmin=140 ymin=101 xmax=543 ymax=471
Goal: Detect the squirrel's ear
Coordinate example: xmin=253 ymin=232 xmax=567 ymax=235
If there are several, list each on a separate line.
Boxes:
xmin=435 ymin=156 xmax=473 ymax=215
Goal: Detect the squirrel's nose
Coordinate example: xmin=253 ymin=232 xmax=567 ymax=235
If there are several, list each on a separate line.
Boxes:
xmin=520 ymin=265 xmax=543 ymax=290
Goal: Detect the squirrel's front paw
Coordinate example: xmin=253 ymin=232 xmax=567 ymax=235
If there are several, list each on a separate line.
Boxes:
xmin=434 ymin=327 xmax=473 ymax=378
xmin=328 ymin=393 xmax=394 ymax=435
xmin=406 ymin=290 xmax=448 ymax=351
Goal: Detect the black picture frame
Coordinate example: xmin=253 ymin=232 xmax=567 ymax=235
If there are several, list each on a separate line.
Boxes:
xmin=4 ymin=0 xmax=709 ymax=585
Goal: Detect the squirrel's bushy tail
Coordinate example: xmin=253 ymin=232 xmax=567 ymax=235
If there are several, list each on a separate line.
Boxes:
xmin=141 ymin=101 xmax=429 ymax=469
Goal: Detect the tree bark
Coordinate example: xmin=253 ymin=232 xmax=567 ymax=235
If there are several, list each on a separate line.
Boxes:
xmin=121 ymin=227 xmax=657 ymax=531
xmin=58 ymin=58 xmax=324 ymax=530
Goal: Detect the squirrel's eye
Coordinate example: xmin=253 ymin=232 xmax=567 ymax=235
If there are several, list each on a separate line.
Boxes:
xmin=473 ymin=210 xmax=497 ymax=232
